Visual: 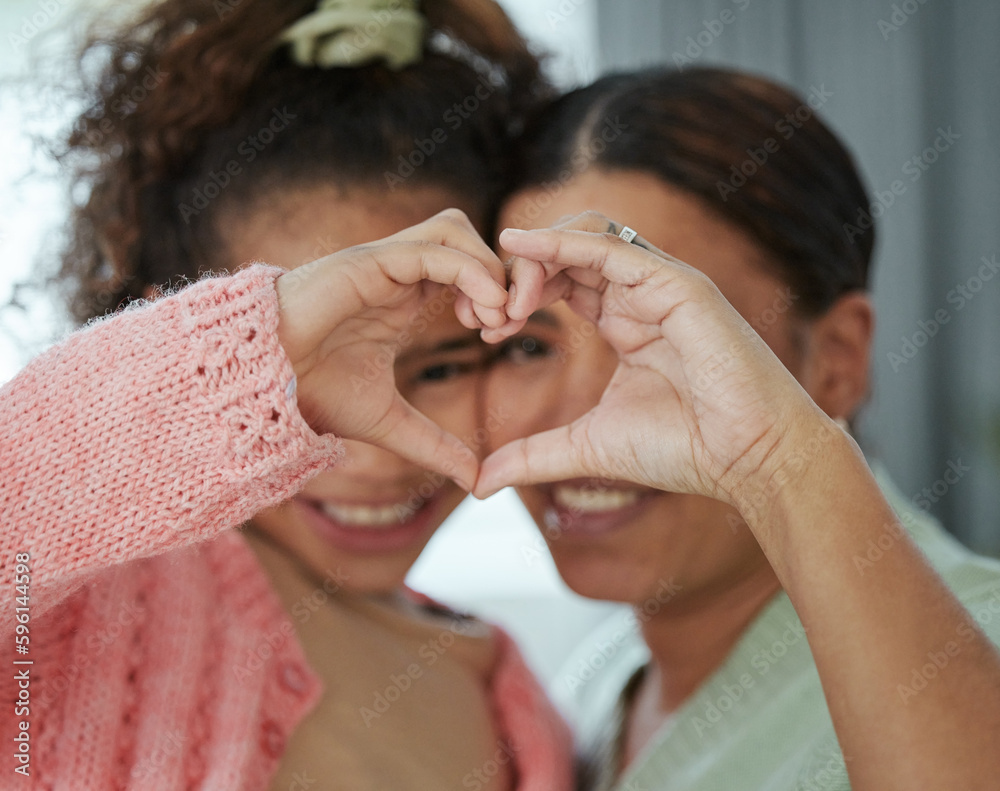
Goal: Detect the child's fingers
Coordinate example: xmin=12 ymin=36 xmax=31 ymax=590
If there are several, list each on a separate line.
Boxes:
xmin=368 ymin=394 xmax=479 ymax=492
xmin=392 ymin=208 xmax=507 ymax=291
xmin=452 ymin=291 xmax=481 ymax=330
xmin=472 ymin=301 xmax=508 ymax=330
xmin=372 ymin=242 xmax=508 ymax=325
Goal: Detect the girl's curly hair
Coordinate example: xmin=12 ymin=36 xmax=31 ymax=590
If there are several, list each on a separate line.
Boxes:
xmin=55 ymin=0 xmax=550 ymax=323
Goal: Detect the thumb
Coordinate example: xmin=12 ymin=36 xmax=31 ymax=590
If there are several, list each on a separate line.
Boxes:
xmin=473 ymin=422 xmax=602 ymax=499
xmin=369 ymin=395 xmax=480 ymax=492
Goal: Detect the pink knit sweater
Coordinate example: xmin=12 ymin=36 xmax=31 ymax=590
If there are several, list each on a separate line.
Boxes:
xmin=0 ymin=265 xmax=572 ymax=790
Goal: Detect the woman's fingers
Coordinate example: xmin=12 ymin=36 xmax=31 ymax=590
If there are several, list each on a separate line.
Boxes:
xmin=473 ymin=421 xmax=603 ymax=499
xmin=497 ymin=213 xmax=662 ymax=327
xmin=480 ymin=267 xmax=585 ymax=344
xmin=499 ymin=227 xmax=671 ymax=286
xmin=497 ymin=226 xmax=726 ymax=338
xmin=505 ymin=254 xmax=547 ymax=321
xmin=549 ymin=212 xmax=645 ymax=291
xmin=371 ymin=393 xmax=479 ymax=492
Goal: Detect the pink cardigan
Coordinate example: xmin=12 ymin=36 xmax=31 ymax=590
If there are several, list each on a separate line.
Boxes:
xmin=0 ymin=265 xmax=572 ymax=790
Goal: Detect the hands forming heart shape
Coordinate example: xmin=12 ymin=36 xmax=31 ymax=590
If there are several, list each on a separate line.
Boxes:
xmin=276 ymin=209 xmax=832 ymax=509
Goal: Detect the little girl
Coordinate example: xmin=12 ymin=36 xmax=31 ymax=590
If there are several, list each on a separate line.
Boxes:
xmin=1 ymin=1 xmax=570 ymax=788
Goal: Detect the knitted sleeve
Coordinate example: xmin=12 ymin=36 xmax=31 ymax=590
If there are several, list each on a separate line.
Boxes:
xmin=0 ymin=264 xmax=343 ymax=631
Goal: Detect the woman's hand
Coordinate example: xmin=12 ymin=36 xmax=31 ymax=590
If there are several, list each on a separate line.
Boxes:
xmin=275 ymin=209 xmax=511 ymax=491
xmin=475 ymin=214 xmax=833 ymax=507
xmin=480 ymin=215 xmax=1000 ymax=791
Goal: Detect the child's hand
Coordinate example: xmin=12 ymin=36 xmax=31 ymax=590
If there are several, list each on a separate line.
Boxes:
xmin=275 ymin=209 xmax=510 ymax=491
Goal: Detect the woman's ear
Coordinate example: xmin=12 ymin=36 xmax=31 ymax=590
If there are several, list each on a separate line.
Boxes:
xmin=799 ymin=291 xmax=875 ymax=421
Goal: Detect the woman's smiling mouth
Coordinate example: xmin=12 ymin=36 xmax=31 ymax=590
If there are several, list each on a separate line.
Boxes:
xmin=540 ymin=479 xmax=657 ymax=539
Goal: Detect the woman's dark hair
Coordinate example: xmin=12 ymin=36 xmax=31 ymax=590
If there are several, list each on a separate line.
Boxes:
xmin=57 ymin=0 xmax=551 ymax=323
xmin=509 ymin=67 xmax=874 ymax=317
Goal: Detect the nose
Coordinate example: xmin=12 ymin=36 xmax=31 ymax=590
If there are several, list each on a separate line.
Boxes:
xmin=554 ymin=344 xmax=616 ymax=426
xmin=483 ymin=332 xmax=618 ymax=453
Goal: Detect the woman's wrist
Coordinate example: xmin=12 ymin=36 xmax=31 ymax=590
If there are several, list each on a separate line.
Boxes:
xmin=728 ymin=412 xmax=871 ymax=562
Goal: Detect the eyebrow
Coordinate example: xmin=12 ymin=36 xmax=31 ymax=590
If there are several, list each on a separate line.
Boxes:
xmin=524 ymin=309 xmax=561 ymax=328
xmin=398 ymin=309 xmax=563 ymax=363
xmin=395 ymin=334 xmax=484 ymax=364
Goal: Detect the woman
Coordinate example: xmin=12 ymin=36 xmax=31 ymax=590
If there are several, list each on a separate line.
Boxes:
xmin=1 ymin=1 xmax=571 ymax=788
xmin=479 ymin=68 xmax=1000 ymax=789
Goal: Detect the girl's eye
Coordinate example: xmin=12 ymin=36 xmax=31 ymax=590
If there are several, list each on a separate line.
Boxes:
xmin=494 ymin=335 xmax=553 ymax=365
xmin=414 ymin=362 xmax=471 ymax=383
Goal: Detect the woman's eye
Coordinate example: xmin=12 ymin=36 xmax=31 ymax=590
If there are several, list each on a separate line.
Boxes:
xmin=494 ymin=335 xmax=553 ymax=365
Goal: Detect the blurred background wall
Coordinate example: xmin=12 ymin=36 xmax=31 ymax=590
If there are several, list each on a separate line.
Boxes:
xmin=591 ymin=0 xmax=1000 ymax=559
xmin=1 ymin=0 xmax=998 ymax=688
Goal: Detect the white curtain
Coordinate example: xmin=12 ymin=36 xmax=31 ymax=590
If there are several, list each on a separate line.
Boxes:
xmin=593 ymin=0 xmax=1000 ymax=554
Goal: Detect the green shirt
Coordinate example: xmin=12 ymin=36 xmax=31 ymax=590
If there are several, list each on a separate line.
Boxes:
xmin=554 ymin=467 xmax=1000 ymax=791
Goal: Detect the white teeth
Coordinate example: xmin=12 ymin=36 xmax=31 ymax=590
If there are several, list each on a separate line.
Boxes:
xmin=553 ymin=486 xmax=640 ymax=513
xmin=321 ymin=502 xmax=407 ymax=528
